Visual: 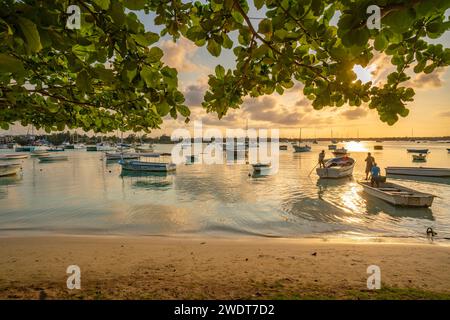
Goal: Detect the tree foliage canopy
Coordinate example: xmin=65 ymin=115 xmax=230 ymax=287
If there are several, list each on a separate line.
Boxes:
xmin=0 ymin=0 xmax=449 ymax=132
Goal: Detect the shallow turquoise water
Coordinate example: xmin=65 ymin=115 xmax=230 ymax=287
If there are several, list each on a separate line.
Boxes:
xmin=0 ymin=141 xmax=449 ymax=240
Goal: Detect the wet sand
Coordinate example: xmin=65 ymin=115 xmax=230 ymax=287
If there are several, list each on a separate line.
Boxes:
xmin=0 ymin=235 xmax=449 ymax=299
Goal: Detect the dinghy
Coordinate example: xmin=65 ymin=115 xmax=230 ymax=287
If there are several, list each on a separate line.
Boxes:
xmin=31 ymin=150 xmax=50 ymax=157
xmin=316 ymin=157 xmax=355 ymax=178
xmin=407 ymin=148 xmax=429 ymax=153
xmin=328 ymin=144 xmax=337 ymax=150
xmin=105 ymin=152 xmax=140 ymax=161
xmin=386 ymin=166 xmax=450 ymax=177
xmin=38 ymin=155 xmax=68 ymax=162
xmin=374 ymin=145 xmax=383 ymax=150
xmin=412 ymin=154 xmax=427 ymax=162
xmin=332 ymin=147 xmax=349 ymax=156
xmin=119 ymin=153 xmax=176 ymax=172
xmin=0 ymin=163 xmax=21 ymax=177
xmin=252 ymin=163 xmax=271 ymax=172
xmin=0 ymin=153 xmax=29 ymax=160
xmin=358 ymin=181 xmax=435 ymax=207
xmin=293 ymin=144 xmax=311 ymax=153
xmin=279 ymin=145 xmax=288 ymax=150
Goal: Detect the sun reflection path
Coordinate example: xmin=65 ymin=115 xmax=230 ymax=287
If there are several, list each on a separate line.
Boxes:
xmin=344 ymin=141 xmax=369 ymax=153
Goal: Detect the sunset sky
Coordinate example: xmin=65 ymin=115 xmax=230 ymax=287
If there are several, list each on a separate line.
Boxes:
xmin=2 ymin=6 xmax=450 ymax=139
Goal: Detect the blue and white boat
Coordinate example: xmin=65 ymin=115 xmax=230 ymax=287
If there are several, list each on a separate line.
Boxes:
xmin=119 ymin=153 xmax=176 ymax=172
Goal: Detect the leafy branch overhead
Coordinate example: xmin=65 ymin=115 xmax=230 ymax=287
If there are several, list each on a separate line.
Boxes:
xmin=0 ymin=0 xmax=449 ymax=132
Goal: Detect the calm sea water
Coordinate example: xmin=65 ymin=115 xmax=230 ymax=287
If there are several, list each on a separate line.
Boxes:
xmin=1 ymin=141 xmax=449 ymax=241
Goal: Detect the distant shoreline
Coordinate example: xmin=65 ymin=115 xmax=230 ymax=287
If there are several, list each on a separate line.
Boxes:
xmin=1 ymin=235 xmax=449 ymax=299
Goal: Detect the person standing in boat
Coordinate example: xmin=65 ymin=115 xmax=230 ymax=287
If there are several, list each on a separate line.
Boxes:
xmin=370 ymin=163 xmax=381 ymax=188
xmin=318 ymin=150 xmax=326 ymax=168
xmin=365 ymin=152 xmax=375 ymax=180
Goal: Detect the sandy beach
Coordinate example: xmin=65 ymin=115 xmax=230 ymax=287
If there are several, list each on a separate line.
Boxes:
xmin=0 ymin=235 xmax=449 ymax=300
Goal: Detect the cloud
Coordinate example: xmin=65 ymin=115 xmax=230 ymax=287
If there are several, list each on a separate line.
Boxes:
xmin=295 ymin=98 xmax=310 ymax=107
xmin=438 ymin=111 xmax=450 ymax=117
xmin=160 ymin=38 xmax=204 ymax=73
xmin=340 ymin=108 xmax=368 ymax=120
xmin=406 ymin=69 xmax=445 ymax=89
xmin=184 ymin=84 xmax=207 ymax=107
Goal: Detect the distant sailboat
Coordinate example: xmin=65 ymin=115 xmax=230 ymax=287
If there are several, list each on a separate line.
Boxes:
xmin=293 ymin=128 xmax=311 ymax=153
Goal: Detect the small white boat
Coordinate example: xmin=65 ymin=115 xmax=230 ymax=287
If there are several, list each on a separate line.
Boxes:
xmin=0 ymin=153 xmax=29 ymax=160
xmin=38 ymin=155 xmax=68 ymax=162
xmin=332 ymin=147 xmax=349 ymax=156
xmin=0 ymin=163 xmax=21 ymax=177
xmin=316 ymin=157 xmax=355 ymax=178
xmin=358 ymin=181 xmax=435 ymax=207
xmin=386 ymin=166 xmax=450 ymax=177
xmin=119 ymin=153 xmax=176 ymax=172
xmin=30 ymin=150 xmax=50 ymax=157
xmin=412 ymin=154 xmax=427 ymax=162
xmin=252 ymin=163 xmax=271 ymax=172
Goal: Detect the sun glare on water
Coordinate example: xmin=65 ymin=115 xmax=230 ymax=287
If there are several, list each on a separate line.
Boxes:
xmin=344 ymin=141 xmax=369 ymax=152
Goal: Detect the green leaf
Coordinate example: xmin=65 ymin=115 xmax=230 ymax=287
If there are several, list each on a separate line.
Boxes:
xmin=94 ymin=0 xmax=110 ymax=10
xmin=215 ymin=65 xmax=225 ymax=79
xmin=176 ymin=105 xmax=191 ymax=117
xmin=132 ymin=32 xmax=159 ymax=47
xmin=147 ymin=46 xmax=164 ymax=63
xmin=258 ymin=19 xmax=273 ymax=34
xmin=207 ymin=39 xmax=221 ymax=57
xmin=140 ymin=66 xmax=156 ymax=87
xmin=0 ymin=53 xmax=25 ymax=73
xmin=17 ymin=17 xmax=42 ymax=53
xmin=124 ymin=0 xmax=146 ymax=10
xmin=374 ymin=33 xmax=388 ymax=51
xmin=76 ymin=70 xmax=91 ymax=93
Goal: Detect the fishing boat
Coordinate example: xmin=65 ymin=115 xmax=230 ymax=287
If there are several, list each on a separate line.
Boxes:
xmin=119 ymin=153 xmax=176 ymax=172
xmin=386 ymin=166 xmax=450 ymax=177
xmin=86 ymin=145 xmax=98 ymax=152
xmin=316 ymin=157 xmax=355 ymax=179
xmin=38 ymin=155 xmax=68 ymax=162
xmin=15 ymin=146 xmax=35 ymax=152
xmin=0 ymin=163 xmax=21 ymax=177
xmin=293 ymin=145 xmax=311 ymax=153
xmin=332 ymin=147 xmax=349 ymax=156
xmin=0 ymin=153 xmax=29 ymax=160
xmin=374 ymin=145 xmax=383 ymax=150
xmin=30 ymin=150 xmax=50 ymax=157
xmin=358 ymin=181 xmax=435 ymax=207
xmin=279 ymin=145 xmax=288 ymax=150
xmin=412 ymin=154 xmax=427 ymax=162
xmin=105 ymin=152 xmax=140 ymax=161
xmin=328 ymin=144 xmax=337 ymax=150
xmin=407 ymin=148 xmax=429 ymax=153
xmin=252 ymin=163 xmax=272 ymax=173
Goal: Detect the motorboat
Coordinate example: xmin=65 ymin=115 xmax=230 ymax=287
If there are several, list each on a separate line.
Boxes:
xmin=0 ymin=163 xmax=21 ymax=177
xmin=38 ymin=155 xmax=69 ymax=162
xmin=119 ymin=153 xmax=176 ymax=172
xmin=0 ymin=153 xmax=29 ymax=160
xmin=407 ymin=148 xmax=429 ymax=153
xmin=386 ymin=166 xmax=450 ymax=177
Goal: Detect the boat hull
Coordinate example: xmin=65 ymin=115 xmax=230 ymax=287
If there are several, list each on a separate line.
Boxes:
xmin=38 ymin=156 xmax=68 ymax=162
xmin=359 ymin=181 xmax=434 ymax=207
xmin=119 ymin=160 xmax=176 ymax=172
xmin=386 ymin=166 xmax=450 ymax=177
xmin=317 ymin=157 xmax=355 ymax=178
xmin=293 ymin=145 xmax=311 ymax=153
xmin=407 ymin=149 xmax=429 ymax=153
xmin=0 ymin=154 xmax=29 ymax=160
xmin=0 ymin=163 xmax=21 ymax=177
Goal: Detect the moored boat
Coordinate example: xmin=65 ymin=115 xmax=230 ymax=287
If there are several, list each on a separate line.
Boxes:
xmin=105 ymin=152 xmax=140 ymax=161
xmin=328 ymin=144 xmax=337 ymax=150
xmin=86 ymin=145 xmax=98 ymax=152
xmin=358 ymin=181 xmax=435 ymax=207
xmin=374 ymin=145 xmax=383 ymax=150
xmin=279 ymin=145 xmax=288 ymax=150
xmin=293 ymin=144 xmax=311 ymax=153
xmin=30 ymin=150 xmax=50 ymax=157
xmin=447 ymin=148 xmax=450 ymax=153
xmin=15 ymin=146 xmax=35 ymax=152
xmin=0 ymin=163 xmax=21 ymax=177
xmin=407 ymin=148 xmax=429 ymax=153
xmin=412 ymin=154 xmax=427 ymax=162
xmin=0 ymin=153 xmax=29 ymax=160
xmin=332 ymin=147 xmax=349 ymax=156
xmin=38 ymin=155 xmax=68 ymax=162
xmin=316 ymin=157 xmax=355 ymax=179
xmin=386 ymin=166 xmax=450 ymax=177
xmin=119 ymin=153 xmax=176 ymax=172
xmin=252 ymin=163 xmax=272 ymax=172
